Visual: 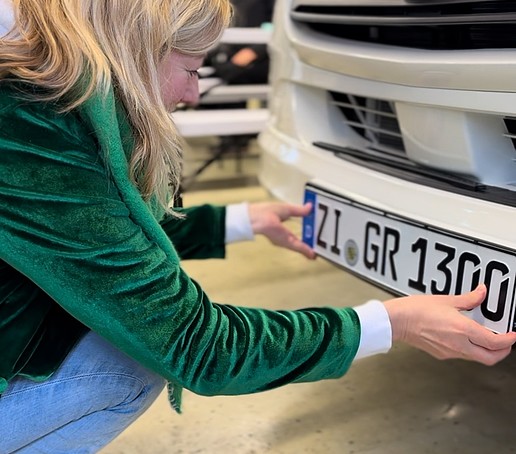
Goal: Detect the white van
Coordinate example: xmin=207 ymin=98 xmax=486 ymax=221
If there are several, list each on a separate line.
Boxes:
xmin=258 ymin=0 xmax=516 ymax=333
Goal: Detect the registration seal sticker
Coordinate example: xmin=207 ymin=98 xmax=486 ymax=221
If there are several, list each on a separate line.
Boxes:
xmin=344 ymin=239 xmax=359 ymax=267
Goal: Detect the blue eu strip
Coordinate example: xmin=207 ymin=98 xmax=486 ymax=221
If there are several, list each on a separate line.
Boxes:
xmin=302 ymin=189 xmax=316 ymax=248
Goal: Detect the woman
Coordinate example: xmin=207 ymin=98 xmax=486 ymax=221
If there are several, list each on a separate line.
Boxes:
xmin=0 ymin=1 xmax=515 ymax=452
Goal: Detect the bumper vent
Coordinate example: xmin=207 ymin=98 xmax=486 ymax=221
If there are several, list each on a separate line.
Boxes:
xmin=329 ymin=91 xmax=405 ymax=157
xmin=292 ymin=1 xmax=516 ymax=50
xmin=503 ymin=117 xmax=516 ymax=150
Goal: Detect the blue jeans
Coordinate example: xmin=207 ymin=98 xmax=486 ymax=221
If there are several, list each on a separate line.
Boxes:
xmin=0 ymin=331 xmax=166 ymax=453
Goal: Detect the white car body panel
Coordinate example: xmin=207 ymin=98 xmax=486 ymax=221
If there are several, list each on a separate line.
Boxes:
xmin=258 ymin=0 xmax=516 ymax=318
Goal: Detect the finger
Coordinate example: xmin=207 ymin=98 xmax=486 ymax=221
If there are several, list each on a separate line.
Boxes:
xmin=283 ymin=234 xmax=316 ymax=259
xmin=452 ymin=283 xmax=487 ymax=311
xmin=469 ymin=328 xmax=516 ymax=351
xmin=464 ymin=343 xmax=513 ymax=366
xmin=280 ymin=202 xmax=312 ymax=220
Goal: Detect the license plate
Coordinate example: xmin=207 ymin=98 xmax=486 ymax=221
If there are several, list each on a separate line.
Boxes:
xmin=302 ymin=184 xmax=516 ymax=333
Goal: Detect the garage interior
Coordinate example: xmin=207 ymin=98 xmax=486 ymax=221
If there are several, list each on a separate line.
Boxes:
xmin=100 ymin=138 xmax=516 ymax=454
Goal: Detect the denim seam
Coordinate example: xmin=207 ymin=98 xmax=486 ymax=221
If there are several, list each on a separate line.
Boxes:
xmin=1 ymin=372 xmax=147 ymax=400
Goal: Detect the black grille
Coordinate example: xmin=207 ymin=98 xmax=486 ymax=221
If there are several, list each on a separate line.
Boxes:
xmin=329 ymin=91 xmax=406 ymax=156
xmin=503 ymin=117 xmax=516 ymax=149
xmin=292 ymin=1 xmax=516 ymax=49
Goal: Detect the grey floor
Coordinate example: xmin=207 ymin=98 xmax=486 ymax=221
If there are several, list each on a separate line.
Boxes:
xmin=101 ymin=139 xmax=516 ymax=454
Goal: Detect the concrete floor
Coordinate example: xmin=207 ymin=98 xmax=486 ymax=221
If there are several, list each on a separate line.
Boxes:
xmin=101 ymin=141 xmax=516 ymax=454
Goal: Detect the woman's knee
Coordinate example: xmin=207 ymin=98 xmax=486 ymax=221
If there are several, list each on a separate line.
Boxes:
xmin=72 ymin=332 xmax=167 ymax=414
xmin=120 ymin=367 xmax=166 ymax=416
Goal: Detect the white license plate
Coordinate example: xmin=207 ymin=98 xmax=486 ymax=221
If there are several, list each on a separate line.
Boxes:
xmin=302 ymin=184 xmax=516 ymax=333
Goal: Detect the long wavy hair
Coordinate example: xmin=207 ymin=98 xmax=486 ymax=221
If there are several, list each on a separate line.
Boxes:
xmin=0 ymin=0 xmax=232 ymax=208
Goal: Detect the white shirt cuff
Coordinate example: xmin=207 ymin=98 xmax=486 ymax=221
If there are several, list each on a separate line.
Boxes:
xmin=353 ymin=299 xmax=392 ymax=360
xmin=225 ymin=202 xmax=254 ymax=244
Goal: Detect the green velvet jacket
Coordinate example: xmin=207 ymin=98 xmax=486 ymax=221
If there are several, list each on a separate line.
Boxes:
xmin=0 ymin=81 xmax=361 ymax=412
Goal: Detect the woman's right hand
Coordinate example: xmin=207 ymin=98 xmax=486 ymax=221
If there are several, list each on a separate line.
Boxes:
xmin=383 ymin=284 xmax=516 ymax=365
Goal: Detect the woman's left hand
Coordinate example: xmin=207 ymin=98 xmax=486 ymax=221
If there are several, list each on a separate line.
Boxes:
xmin=248 ymin=202 xmax=316 ymax=260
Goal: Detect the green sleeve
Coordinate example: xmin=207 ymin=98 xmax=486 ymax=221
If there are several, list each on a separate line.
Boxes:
xmin=159 ymin=205 xmax=226 ymax=260
xmin=0 ymin=90 xmax=361 ymax=398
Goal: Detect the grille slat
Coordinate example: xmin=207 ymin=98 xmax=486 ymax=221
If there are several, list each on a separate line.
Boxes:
xmin=291 ymin=11 xmax=516 ymax=26
xmin=331 ymin=101 xmax=397 ymax=119
xmin=342 ymin=120 xmax=403 ymax=139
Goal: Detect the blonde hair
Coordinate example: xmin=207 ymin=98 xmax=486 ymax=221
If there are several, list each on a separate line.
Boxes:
xmin=0 ymin=0 xmax=232 ymax=208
